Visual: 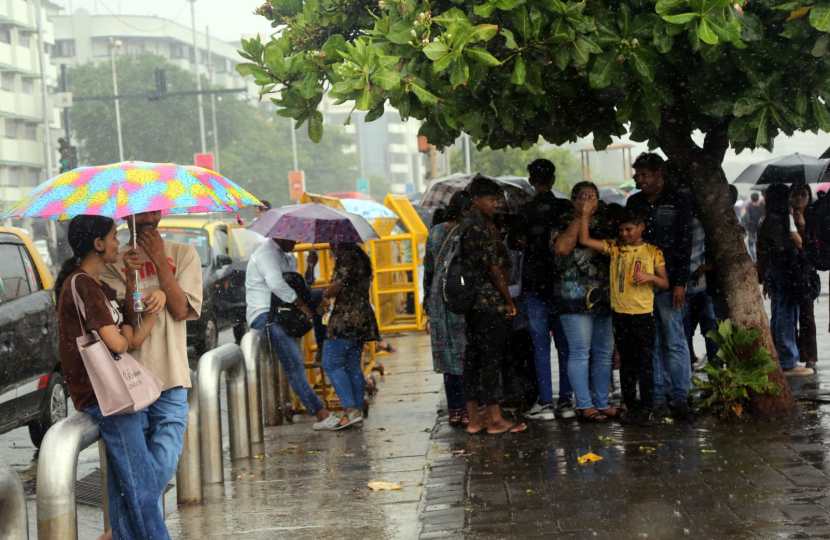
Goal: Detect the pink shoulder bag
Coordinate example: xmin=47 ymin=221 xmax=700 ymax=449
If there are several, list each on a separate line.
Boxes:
xmin=70 ymin=274 xmax=162 ymax=416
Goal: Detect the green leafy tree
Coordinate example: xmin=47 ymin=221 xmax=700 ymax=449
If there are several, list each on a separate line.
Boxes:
xmin=69 ymin=54 xmax=358 ymax=206
xmin=243 ymin=1 xmax=830 ymax=414
xmin=450 ymin=143 xmax=580 ymax=193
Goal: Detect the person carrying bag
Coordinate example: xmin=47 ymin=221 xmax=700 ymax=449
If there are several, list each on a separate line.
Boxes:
xmin=56 ymin=215 xmax=170 ymax=540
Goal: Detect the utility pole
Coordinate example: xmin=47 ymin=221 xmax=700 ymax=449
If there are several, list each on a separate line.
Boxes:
xmin=189 ymin=0 xmax=207 ymax=153
xmin=206 ymin=26 xmax=220 ymax=170
xmin=290 ymin=118 xmax=299 ymax=171
xmin=109 ymin=38 xmax=125 ymax=161
xmin=463 ymin=133 xmax=472 ymax=174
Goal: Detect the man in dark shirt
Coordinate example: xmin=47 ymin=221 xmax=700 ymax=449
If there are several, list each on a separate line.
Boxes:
xmin=461 ymin=175 xmax=526 ymax=434
xmin=511 ymin=159 xmax=575 ymax=421
xmin=626 ymin=153 xmax=693 ymax=417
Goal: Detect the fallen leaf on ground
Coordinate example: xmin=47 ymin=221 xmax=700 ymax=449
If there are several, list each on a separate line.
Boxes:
xmin=577 ymin=452 xmax=604 ymax=465
xmin=701 ymin=449 xmax=717 ymax=454
xmin=368 ymin=481 xmax=402 ymax=491
xmin=597 ymin=435 xmax=616 ymax=445
xmin=639 ymin=445 xmax=657 ymax=454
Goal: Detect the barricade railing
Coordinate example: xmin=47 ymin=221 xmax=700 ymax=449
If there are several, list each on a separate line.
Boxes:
xmin=36 ymin=413 xmax=106 ymax=540
xmin=0 ymin=464 xmax=28 ymax=540
xmin=239 ymin=331 xmax=264 ymax=445
xmin=176 ymin=373 xmax=202 ymax=505
xmin=196 ymin=343 xmax=251 ymax=485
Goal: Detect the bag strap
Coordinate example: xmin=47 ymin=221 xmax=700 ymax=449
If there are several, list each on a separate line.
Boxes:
xmin=436 ymin=224 xmax=460 ymax=261
xmin=69 ymin=273 xmax=89 ymax=329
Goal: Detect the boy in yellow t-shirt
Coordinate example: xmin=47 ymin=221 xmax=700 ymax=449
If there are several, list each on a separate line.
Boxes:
xmin=579 ymin=205 xmax=668 ymax=425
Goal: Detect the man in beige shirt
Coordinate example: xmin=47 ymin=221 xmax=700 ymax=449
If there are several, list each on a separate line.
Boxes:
xmin=101 ymin=210 xmax=203 ymax=495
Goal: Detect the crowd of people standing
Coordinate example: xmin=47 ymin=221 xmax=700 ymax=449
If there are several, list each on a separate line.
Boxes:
xmin=425 ymin=153 xmax=824 ymax=432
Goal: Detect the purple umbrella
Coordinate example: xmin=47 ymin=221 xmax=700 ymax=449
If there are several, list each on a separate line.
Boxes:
xmin=250 ymin=204 xmax=378 ymax=244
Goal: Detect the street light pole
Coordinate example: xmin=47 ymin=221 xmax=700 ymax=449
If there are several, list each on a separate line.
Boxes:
xmin=206 ymin=26 xmax=220 ymax=170
xmin=290 ymin=118 xmax=299 ymax=171
xmin=34 ymin=0 xmax=53 ymax=176
xmin=109 ymin=38 xmax=125 ymax=162
xmin=189 ymin=0 xmax=207 ymax=154
xmin=463 ymin=133 xmax=472 ymax=174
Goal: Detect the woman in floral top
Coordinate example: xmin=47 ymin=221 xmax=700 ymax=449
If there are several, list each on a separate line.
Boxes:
xmin=318 ymin=243 xmax=380 ymax=430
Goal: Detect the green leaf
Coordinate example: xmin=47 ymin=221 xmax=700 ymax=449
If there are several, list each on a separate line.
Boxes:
xmin=410 ymin=82 xmax=439 ymax=105
xmin=554 ymin=47 xmax=570 ymax=70
xmin=655 ymin=0 xmax=687 ymax=15
xmin=495 ymin=0 xmax=525 ymax=9
xmin=812 ymin=98 xmax=830 ymax=131
xmin=810 ymin=5 xmax=830 ymax=32
xmin=308 ymin=111 xmax=323 ymax=143
xmin=465 ymin=47 xmax=502 ymax=66
xmin=813 ymin=34 xmax=830 ymax=57
xmin=424 ymin=41 xmax=450 ymax=61
xmin=572 ymin=37 xmax=600 ymax=65
xmin=662 ymin=12 xmax=699 ymax=25
xmin=511 ymin=55 xmax=526 ymax=85
xmin=473 ymin=3 xmax=497 ymax=18
xmin=356 ymin=86 xmax=373 ymax=110
xmin=589 ymin=52 xmax=615 ymax=89
xmin=388 ymin=20 xmax=414 ymax=45
xmin=501 ymin=28 xmax=518 ymax=49
xmin=263 ymin=43 xmax=287 ymax=76
xmin=365 ymin=102 xmax=385 ymax=122
xmin=733 ymin=97 xmax=763 ymax=117
xmin=511 ymin=7 xmax=531 ymax=40
xmin=321 ymin=35 xmax=348 ymax=62
xmin=755 ymin=109 xmax=769 ymax=147
xmin=450 ymin=59 xmax=470 ymax=87
xmin=236 ymin=63 xmax=261 ymax=77
xmin=697 ymin=19 xmax=719 ymax=45
xmin=433 ymin=52 xmax=454 ymax=73
xmin=372 ymin=69 xmax=401 ymax=91
xmin=630 ymin=49 xmax=655 ymax=81
xmin=471 ymin=24 xmax=500 ymax=42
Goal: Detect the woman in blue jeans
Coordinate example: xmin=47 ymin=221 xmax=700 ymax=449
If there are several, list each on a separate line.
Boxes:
xmin=55 ymin=215 xmax=168 ymax=540
xmin=316 ymin=243 xmax=380 ymax=430
xmin=552 ymin=182 xmax=616 ymax=422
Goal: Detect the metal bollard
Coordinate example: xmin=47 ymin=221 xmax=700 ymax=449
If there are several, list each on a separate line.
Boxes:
xmin=36 ymin=413 xmax=103 ymax=540
xmin=239 ymin=331 xmax=264 ymax=445
xmin=176 ymin=373 xmax=202 ymax=505
xmin=0 ymin=465 xmax=28 ymax=540
xmin=197 ymin=343 xmax=251 ymax=485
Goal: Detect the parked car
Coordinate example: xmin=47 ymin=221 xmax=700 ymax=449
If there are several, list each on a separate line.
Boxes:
xmin=0 ymin=227 xmax=67 ymax=447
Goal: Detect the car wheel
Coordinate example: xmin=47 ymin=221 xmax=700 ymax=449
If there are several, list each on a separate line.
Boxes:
xmin=28 ymin=372 xmax=68 ymax=448
xmin=195 ymin=316 xmax=219 ymax=358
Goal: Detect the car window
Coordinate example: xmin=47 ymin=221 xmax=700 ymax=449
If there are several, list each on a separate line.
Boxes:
xmin=0 ymin=243 xmax=33 ymax=302
xmin=18 ymin=245 xmax=41 ymax=291
xmin=157 ymin=228 xmax=210 ymax=267
xmin=213 ymin=226 xmax=229 ymax=259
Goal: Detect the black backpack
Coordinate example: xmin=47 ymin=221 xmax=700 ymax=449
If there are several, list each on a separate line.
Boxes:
xmin=269 ymin=272 xmax=313 ymax=338
xmin=806 ymin=197 xmax=830 ymax=271
xmin=440 ymin=227 xmax=477 ymax=314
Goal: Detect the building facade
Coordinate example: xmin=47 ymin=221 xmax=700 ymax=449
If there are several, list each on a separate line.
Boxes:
xmin=0 ymin=0 xmax=61 ymax=209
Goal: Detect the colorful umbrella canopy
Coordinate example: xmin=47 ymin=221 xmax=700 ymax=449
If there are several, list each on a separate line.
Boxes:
xmin=733 ymin=153 xmax=830 ymax=185
xmin=5 ymin=161 xmax=262 ymax=221
xmin=340 ymin=199 xmax=397 ymax=220
xmin=420 ymin=173 xmax=538 ymax=213
xmin=326 ymin=191 xmax=374 ymax=201
xmin=250 ymin=204 xmax=378 ymax=244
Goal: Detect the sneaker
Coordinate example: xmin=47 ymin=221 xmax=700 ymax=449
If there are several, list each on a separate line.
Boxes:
xmin=784 ymin=366 xmax=815 ymax=377
xmin=335 ymin=410 xmax=364 ymax=430
xmin=524 ymin=402 xmax=556 ymax=421
xmin=313 ymin=413 xmax=342 ymax=431
xmin=669 ymin=399 xmax=692 ymax=421
xmin=555 ymin=401 xmax=577 ymax=420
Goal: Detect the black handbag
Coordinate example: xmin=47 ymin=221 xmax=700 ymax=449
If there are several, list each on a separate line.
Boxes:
xmin=269 ymin=272 xmax=313 ymax=338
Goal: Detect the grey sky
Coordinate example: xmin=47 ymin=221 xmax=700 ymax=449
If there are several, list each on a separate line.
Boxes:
xmin=67 ymin=0 xmax=273 ymax=43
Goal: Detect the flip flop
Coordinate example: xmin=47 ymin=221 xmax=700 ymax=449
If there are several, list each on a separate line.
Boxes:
xmin=487 ymin=421 xmax=528 ymax=435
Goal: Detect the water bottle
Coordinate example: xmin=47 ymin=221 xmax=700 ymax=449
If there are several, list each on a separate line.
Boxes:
xmin=132 ymin=270 xmax=145 ymax=313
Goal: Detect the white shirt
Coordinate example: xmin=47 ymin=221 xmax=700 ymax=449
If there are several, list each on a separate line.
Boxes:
xmin=245 ymin=240 xmax=297 ymax=325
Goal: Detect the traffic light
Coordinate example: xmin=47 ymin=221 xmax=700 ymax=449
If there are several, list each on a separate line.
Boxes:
xmin=58 ymin=137 xmax=77 ymax=173
xmin=152 ymin=68 xmax=167 ymax=100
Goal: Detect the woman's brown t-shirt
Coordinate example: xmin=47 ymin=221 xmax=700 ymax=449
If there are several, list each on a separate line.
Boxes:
xmin=57 ymin=270 xmax=123 ymax=411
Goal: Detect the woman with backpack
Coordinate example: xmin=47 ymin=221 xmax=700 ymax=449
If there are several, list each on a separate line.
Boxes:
xmin=757 ymin=183 xmax=814 ymax=376
xmin=424 ymin=191 xmax=473 ymax=427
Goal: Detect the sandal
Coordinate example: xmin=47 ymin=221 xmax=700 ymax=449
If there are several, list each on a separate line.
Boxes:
xmin=487 ymin=421 xmax=528 ymax=435
xmin=599 ymin=406 xmax=620 ymax=419
xmin=577 ymin=408 xmax=609 ymax=423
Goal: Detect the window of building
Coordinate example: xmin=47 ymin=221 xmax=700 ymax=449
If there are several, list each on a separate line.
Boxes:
xmin=21 ymin=78 xmax=33 ymax=94
xmin=5 ymin=119 xmax=18 ymax=139
xmin=18 ymin=32 xmax=31 ymax=48
xmin=0 ymin=26 xmax=11 ymax=45
xmin=54 ymin=39 xmax=76 ymax=58
xmin=170 ymin=42 xmax=185 ymax=59
xmin=1 ymin=73 xmax=15 ymax=92
xmin=199 ymin=49 xmax=208 ymax=65
xmin=22 ymin=122 xmax=36 ymax=140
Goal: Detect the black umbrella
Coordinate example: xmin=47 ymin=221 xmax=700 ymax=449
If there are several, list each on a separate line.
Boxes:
xmin=733 ymin=153 xmax=830 ymax=185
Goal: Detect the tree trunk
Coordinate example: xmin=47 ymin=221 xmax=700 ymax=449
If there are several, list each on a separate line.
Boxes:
xmin=659 ymin=125 xmax=795 ymax=417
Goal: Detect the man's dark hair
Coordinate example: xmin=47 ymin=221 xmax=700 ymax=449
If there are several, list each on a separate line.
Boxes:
xmin=632 ymin=152 xmax=665 ymax=172
xmin=259 ymin=200 xmax=272 ymax=210
xmin=750 ymin=192 xmax=760 ymax=202
xmin=468 ymin=174 xmax=502 ymax=198
xmin=619 ymin=208 xmax=646 ymax=226
xmin=445 ymin=190 xmax=473 ymax=222
xmin=527 ymin=159 xmax=556 ymax=186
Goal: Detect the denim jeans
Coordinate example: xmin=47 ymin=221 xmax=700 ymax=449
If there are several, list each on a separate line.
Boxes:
xmin=523 ymin=293 xmax=572 ymax=405
xmin=684 ymin=291 xmax=719 ymax=363
xmin=251 ymin=313 xmax=324 ymax=415
xmin=559 ymin=313 xmax=613 ymax=410
xmin=771 ymin=292 xmax=800 ymax=369
xmin=84 ymin=405 xmax=170 ymax=540
xmin=322 ymin=338 xmax=365 ymax=410
xmin=443 ymin=374 xmax=465 ymax=411
xmin=653 ymin=291 xmax=692 ymax=405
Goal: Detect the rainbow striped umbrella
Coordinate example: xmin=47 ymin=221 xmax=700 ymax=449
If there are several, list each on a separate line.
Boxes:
xmin=5 ymin=161 xmax=262 ymax=221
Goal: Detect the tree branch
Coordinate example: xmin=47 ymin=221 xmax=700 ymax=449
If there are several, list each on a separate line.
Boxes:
xmin=703 ymin=120 xmax=730 ymax=165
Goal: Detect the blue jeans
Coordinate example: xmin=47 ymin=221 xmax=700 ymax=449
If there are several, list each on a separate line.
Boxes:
xmin=84 ymin=405 xmax=171 ymax=540
xmin=523 ymin=293 xmax=572 ymax=405
xmin=771 ymin=292 xmax=800 ymax=369
xmin=653 ymin=291 xmax=692 ymax=405
xmin=322 ymin=339 xmax=365 ymax=410
xmin=251 ymin=313 xmax=324 ymax=415
xmin=684 ymin=291 xmax=719 ymax=363
xmin=559 ymin=313 xmax=613 ymax=410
